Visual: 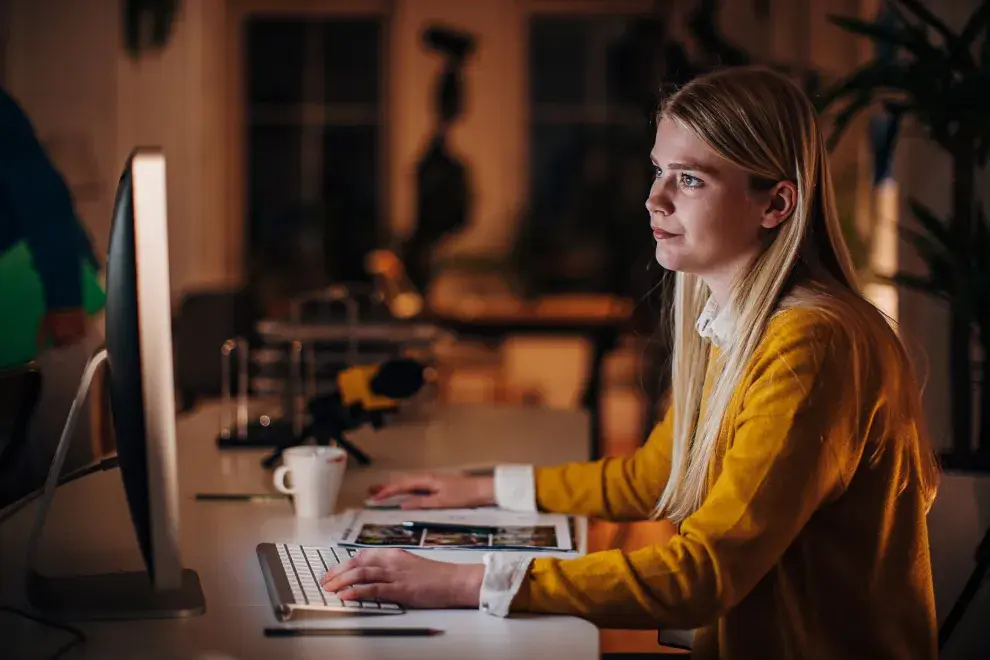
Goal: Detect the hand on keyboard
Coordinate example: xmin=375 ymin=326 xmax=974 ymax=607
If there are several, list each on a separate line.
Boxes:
xmin=321 ymin=548 xmax=486 ymax=610
xmin=258 ymin=543 xmax=405 ymax=618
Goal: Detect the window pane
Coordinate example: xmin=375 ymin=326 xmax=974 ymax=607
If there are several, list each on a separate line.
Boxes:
xmin=604 ymin=18 xmax=672 ymax=106
xmin=526 ymin=121 xmax=656 ymax=294
xmin=245 ymin=15 xmax=384 ymax=303
xmin=527 ymin=15 xmax=669 ymax=296
xmin=322 ymin=125 xmax=379 ymax=282
xmin=324 ymin=20 xmax=381 ymax=103
xmin=246 ymin=19 xmax=306 ymax=104
xmin=530 ymin=18 xmax=588 ymax=104
xmin=248 ymin=126 xmax=328 ymax=294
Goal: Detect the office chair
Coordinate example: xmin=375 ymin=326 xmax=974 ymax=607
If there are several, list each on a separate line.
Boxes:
xmin=938 ymin=524 xmax=990 ymax=651
xmin=0 ymin=361 xmax=43 ymax=508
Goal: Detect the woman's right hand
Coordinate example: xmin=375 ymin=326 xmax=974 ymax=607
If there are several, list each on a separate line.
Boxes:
xmin=367 ymin=473 xmax=495 ymax=509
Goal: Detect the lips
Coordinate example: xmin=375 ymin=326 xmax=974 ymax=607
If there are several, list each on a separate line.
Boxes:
xmin=652 ymin=227 xmax=680 ymax=240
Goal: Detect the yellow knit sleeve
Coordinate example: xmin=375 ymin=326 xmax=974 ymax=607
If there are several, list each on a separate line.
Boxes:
xmin=533 ymin=409 xmax=673 ymax=520
xmin=512 ymin=312 xmax=868 ymax=629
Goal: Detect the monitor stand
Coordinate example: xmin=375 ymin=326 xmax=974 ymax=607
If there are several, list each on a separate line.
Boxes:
xmin=17 ymin=347 xmax=205 ymax=621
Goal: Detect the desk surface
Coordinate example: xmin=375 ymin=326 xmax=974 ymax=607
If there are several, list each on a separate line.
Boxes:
xmin=1 ymin=402 xmax=598 ymax=660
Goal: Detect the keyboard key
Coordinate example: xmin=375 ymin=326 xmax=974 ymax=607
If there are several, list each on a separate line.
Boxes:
xmin=380 ymin=603 xmax=401 ymax=611
xmin=361 ymin=602 xmax=381 ymax=609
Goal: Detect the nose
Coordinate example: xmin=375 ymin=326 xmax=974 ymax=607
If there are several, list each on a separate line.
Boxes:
xmin=645 ymin=183 xmax=673 ymax=217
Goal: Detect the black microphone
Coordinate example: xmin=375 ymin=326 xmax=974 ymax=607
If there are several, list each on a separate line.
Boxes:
xmin=261 ymin=358 xmax=427 ymax=469
xmin=370 ymin=357 xmax=426 ymax=399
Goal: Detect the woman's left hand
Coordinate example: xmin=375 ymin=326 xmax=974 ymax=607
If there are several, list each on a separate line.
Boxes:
xmin=321 ymin=548 xmax=484 ymax=609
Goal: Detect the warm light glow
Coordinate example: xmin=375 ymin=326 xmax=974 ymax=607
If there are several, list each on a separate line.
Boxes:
xmin=866 ymin=179 xmax=900 ymax=326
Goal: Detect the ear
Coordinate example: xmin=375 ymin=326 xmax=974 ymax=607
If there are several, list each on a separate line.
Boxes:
xmin=761 ymin=181 xmax=797 ymax=230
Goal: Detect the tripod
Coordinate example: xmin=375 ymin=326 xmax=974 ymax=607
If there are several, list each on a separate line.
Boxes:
xmin=938 ymin=524 xmax=990 ymax=650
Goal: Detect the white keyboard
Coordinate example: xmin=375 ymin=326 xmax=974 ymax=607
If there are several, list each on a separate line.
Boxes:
xmin=257 ymin=542 xmax=405 ymax=620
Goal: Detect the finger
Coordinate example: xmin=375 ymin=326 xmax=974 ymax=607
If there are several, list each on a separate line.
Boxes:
xmin=323 ymin=566 xmax=391 ymax=593
xmin=400 ymin=495 xmax=445 ymax=509
xmin=321 ymin=554 xmax=364 ymax=584
xmin=336 ymin=583 xmax=395 ymax=603
xmin=370 ymin=477 xmax=437 ymax=501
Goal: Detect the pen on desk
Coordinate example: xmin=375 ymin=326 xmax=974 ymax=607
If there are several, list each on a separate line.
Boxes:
xmin=195 ymin=492 xmax=290 ymax=502
xmin=400 ymin=521 xmax=500 ymax=535
xmin=264 ymin=627 xmax=443 ymax=638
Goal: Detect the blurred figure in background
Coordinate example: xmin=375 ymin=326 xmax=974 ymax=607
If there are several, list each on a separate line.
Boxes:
xmin=0 ymin=83 xmax=100 ymax=358
xmin=0 ymin=83 xmax=105 ymax=504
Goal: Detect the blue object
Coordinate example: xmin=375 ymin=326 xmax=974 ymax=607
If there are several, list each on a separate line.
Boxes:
xmin=0 ymin=84 xmax=98 ymax=310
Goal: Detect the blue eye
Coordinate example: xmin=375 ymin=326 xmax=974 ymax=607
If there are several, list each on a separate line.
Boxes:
xmin=680 ymin=173 xmax=703 ymax=188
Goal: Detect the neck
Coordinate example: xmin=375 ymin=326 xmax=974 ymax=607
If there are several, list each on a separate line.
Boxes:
xmin=701 ymin=274 xmax=733 ymax=308
xmin=700 ymin=251 xmax=760 ymax=308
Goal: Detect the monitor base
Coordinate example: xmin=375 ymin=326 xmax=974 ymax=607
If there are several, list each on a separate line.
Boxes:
xmin=26 ymin=568 xmax=205 ymax=621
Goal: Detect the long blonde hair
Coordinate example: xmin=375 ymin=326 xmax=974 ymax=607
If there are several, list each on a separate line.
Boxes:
xmin=653 ymin=66 xmax=938 ymax=523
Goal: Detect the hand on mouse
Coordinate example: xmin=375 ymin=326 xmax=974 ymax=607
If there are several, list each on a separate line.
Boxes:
xmin=367 ymin=473 xmax=495 ymax=509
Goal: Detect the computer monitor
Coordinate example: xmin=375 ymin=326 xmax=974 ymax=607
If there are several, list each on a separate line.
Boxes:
xmin=21 ymin=148 xmax=205 ymax=620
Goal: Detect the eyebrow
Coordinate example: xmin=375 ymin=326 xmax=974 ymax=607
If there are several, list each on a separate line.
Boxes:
xmin=649 ymin=156 xmax=718 ymax=175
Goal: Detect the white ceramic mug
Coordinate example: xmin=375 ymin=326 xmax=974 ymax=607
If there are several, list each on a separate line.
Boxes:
xmin=273 ymin=446 xmax=347 ymax=518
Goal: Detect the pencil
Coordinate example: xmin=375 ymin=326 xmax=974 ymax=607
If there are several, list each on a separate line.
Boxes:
xmin=264 ymin=627 xmax=443 ymax=637
xmin=195 ymin=492 xmax=289 ymax=502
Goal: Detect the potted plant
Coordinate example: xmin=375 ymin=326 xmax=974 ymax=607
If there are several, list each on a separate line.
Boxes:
xmin=818 ymin=0 xmax=990 ymax=471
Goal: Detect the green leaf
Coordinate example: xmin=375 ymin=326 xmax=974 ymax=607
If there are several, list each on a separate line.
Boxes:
xmin=900 ymin=226 xmax=948 ymax=263
xmin=816 ymin=61 xmax=921 ymax=114
xmin=899 ymin=222 xmax=956 ymax=296
xmin=828 ymin=15 xmax=939 ymax=60
xmin=825 ymin=91 xmax=875 ymax=150
xmin=959 ymin=2 xmax=990 ymax=49
xmin=888 ymin=272 xmax=949 ymax=299
xmin=907 ymin=197 xmax=953 ymax=248
xmin=892 ymin=0 xmax=959 ymax=45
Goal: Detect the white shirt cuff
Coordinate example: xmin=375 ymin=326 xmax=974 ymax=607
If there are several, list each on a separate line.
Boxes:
xmin=479 ymin=552 xmax=534 ymax=617
xmin=493 ymin=464 xmax=537 ymax=511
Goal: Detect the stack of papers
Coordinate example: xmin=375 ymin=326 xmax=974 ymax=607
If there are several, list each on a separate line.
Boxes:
xmin=337 ymin=508 xmax=576 ymax=552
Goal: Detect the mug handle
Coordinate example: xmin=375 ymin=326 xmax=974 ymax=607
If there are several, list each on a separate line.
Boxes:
xmin=273 ymin=466 xmax=295 ymax=495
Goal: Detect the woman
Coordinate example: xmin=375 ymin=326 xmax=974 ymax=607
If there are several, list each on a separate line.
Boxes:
xmin=322 ymin=66 xmax=940 ymax=659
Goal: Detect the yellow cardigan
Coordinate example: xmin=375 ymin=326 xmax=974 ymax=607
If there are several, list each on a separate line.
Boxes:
xmin=512 ymin=305 xmax=938 ymax=659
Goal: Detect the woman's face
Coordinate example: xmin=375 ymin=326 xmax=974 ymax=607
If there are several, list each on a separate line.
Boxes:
xmin=645 ymin=118 xmax=790 ymax=290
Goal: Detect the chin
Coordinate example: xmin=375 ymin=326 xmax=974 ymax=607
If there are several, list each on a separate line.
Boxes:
xmin=654 ymin=245 xmax=689 ymax=273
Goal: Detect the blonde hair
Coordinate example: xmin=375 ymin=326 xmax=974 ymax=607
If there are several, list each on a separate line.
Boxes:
xmin=653 ymin=66 xmax=939 ymax=523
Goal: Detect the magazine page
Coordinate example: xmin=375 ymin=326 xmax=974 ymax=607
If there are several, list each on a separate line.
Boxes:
xmin=336 ymin=508 xmax=575 ymax=552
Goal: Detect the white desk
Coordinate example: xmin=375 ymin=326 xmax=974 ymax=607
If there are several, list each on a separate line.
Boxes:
xmin=1 ymin=402 xmax=599 ymax=660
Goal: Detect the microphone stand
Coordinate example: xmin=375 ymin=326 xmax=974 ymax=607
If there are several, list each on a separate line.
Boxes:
xmin=260 ymin=398 xmax=382 ymax=469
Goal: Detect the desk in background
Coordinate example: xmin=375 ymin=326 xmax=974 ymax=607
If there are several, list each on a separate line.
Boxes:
xmin=428 ymin=293 xmax=633 ymax=461
xmin=1 ymin=402 xmax=598 ymax=660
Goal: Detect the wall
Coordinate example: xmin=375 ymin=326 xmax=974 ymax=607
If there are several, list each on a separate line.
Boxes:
xmin=387 ymin=0 xmax=526 ymax=256
xmin=5 ymin=0 xmax=119 ymax=260
xmin=115 ymin=0 xmax=230 ymax=298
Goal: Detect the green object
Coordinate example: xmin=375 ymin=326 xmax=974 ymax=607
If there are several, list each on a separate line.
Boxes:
xmin=0 ymin=241 xmax=106 ymax=368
